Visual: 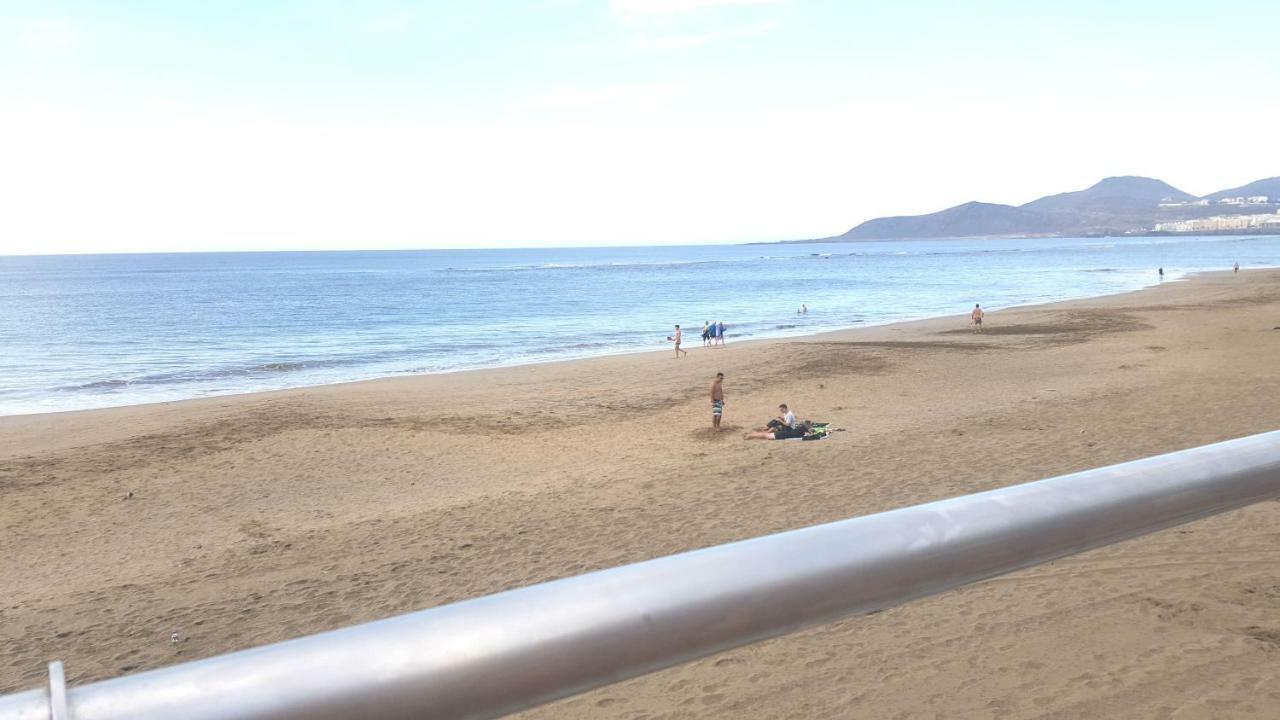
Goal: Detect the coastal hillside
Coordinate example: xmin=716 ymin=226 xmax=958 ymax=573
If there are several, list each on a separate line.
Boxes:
xmin=823 ymin=175 xmax=1278 ymax=241
xmin=1020 ymin=176 xmax=1195 ymax=213
xmin=843 ymin=201 xmax=1047 ymax=240
xmin=1202 ymin=177 xmax=1280 ymax=202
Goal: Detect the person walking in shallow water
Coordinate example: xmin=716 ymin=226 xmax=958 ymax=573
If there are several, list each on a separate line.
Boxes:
xmin=971 ymin=303 xmax=984 ymax=331
xmin=710 ymin=372 xmax=725 ymax=430
xmin=1159 ymin=267 xmax=1164 ymax=280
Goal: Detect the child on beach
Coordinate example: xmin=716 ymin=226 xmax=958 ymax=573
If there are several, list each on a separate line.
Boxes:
xmin=673 ymin=325 xmax=688 ymax=358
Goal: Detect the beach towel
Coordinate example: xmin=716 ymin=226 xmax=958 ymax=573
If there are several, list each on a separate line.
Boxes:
xmin=801 ymin=422 xmax=835 ymax=441
xmin=774 ymin=422 xmax=841 ymax=441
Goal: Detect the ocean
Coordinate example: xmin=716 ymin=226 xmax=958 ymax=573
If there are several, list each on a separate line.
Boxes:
xmin=2 ymin=234 xmax=1278 ymax=416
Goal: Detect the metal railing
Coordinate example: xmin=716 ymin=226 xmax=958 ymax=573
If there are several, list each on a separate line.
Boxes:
xmin=3 ymin=429 xmax=1279 ymax=720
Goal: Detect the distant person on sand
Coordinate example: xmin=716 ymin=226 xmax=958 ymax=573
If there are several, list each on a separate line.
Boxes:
xmin=717 ymin=320 xmax=727 ymax=346
xmin=711 ymin=372 xmax=725 ymax=430
xmin=672 ymin=325 xmax=688 ymax=358
xmin=971 ymin=304 xmax=984 ymax=331
xmin=702 ymin=321 xmax=711 ymax=346
xmin=1234 ymin=262 xmax=1240 ymax=274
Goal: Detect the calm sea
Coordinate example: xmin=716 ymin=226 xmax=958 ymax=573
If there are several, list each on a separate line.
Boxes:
xmin=2 ymin=235 xmax=1278 ymax=415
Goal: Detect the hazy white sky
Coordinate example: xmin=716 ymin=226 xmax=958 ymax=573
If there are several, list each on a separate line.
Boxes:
xmin=2 ymin=0 xmax=1278 ymax=254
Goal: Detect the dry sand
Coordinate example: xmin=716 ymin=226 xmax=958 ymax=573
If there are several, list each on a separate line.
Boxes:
xmin=2 ymin=270 xmax=1280 ymax=718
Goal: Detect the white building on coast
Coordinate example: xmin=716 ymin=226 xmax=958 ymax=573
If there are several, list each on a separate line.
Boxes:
xmin=1154 ymin=210 xmax=1280 ymax=233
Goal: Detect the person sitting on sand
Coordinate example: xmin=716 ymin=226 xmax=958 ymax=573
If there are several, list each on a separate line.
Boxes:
xmin=766 ymin=404 xmax=797 ymax=431
xmin=745 ymin=420 xmax=812 ymax=440
xmin=971 ymin=304 xmax=984 ymax=331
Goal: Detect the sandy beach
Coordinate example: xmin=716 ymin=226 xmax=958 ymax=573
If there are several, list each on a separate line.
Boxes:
xmin=3 ymin=270 xmax=1279 ymax=718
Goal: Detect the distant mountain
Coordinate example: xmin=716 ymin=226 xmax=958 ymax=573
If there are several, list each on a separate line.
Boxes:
xmin=823 ymin=175 xmax=1276 ymax=241
xmin=1021 ymin=176 xmax=1195 ymax=213
xmin=1202 ymin=177 xmax=1280 ymax=201
xmin=843 ymin=201 xmax=1046 ymax=240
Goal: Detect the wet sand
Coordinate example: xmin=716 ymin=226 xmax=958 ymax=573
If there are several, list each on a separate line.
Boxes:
xmin=3 ymin=270 xmax=1280 ymax=718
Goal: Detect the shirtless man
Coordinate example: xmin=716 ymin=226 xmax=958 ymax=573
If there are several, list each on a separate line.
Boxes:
xmin=971 ymin=303 xmax=984 ymax=331
xmin=673 ymin=324 xmax=688 ymax=358
xmin=710 ymin=372 xmax=724 ymax=429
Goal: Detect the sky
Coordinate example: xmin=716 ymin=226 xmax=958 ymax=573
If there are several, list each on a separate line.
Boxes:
xmin=1 ymin=0 xmax=1278 ymax=254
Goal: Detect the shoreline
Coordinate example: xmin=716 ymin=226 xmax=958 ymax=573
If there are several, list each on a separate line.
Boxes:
xmin=765 ymin=231 xmax=1280 ymax=245
xmin=4 ymin=269 xmax=1280 ymax=717
xmin=0 ymin=266 xmax=1214 ymax=421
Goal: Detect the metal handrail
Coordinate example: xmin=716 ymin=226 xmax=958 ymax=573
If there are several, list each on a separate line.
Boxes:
xmin=3 ymin=430 xmax=1279 ymax=720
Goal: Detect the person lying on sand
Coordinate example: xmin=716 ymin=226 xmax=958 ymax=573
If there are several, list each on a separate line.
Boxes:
xmin=745 ymin=420 xmax=813 ymax=440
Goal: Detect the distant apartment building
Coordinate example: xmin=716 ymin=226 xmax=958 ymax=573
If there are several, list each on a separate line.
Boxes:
xmin=1247 ymin=195 xmax=1270 ymax=204
xmin=1154 ymin=211 xmax=1280 ymax=233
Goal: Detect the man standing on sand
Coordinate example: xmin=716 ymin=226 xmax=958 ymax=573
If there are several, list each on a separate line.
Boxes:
xmin=702 ymin=321 xmax=711 ymax=347
xmin=1234 ymin=262 xmax=1240 ymax=274
xmin=673 ymin=325 xmax=688 ymax=358
xmin=711 ymin=372 xmax=725 ymax=429
xmin=971 ymin=303 xmax=984 ymax=331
